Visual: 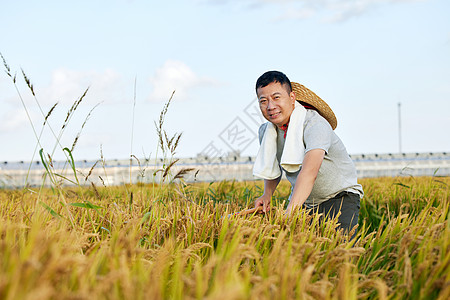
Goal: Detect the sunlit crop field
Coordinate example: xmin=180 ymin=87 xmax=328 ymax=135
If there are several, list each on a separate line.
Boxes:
xmin=0 ymin=176 xmax=448 ymax=299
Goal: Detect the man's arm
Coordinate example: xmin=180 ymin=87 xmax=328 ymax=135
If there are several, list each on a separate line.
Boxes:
xmin=286 ymin=149 xmax=325 ymax=214
xmin=254 ymin=176 xmax=281 ymax=213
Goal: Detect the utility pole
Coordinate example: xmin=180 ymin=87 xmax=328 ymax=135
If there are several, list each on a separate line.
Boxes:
xmin=398 ymin=102 xmax=402 ymax=154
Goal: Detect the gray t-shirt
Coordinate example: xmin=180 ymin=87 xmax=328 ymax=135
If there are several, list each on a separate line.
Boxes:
xmin=258 ymin=109 xmax=364 ymax=206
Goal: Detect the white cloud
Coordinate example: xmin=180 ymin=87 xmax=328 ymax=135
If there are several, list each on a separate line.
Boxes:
xmin=202 ymin=0 xmax=428 ymax=22
xmin=40 ymin=68 xmax=125 ymax=105
xmin=0 ymin=108 xmax=31 ymax=132
xmin=148 ymin=60 xmax=215 ymax=102
xmin=0 ymin=68 xmax=129 ymax=137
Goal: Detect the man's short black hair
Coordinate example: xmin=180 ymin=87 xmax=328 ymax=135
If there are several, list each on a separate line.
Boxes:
xmin=255 ymin=70 xmax=292 ymax=93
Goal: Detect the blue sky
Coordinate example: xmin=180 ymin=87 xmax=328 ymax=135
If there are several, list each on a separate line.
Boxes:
xmin=1 ymin=0 xmax=449 ymax=162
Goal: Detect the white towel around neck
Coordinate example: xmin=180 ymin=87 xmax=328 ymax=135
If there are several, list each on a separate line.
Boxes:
xmin=253 ymin=102 xmax=307 ymax=179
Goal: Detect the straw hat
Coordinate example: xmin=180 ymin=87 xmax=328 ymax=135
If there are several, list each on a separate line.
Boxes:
xmin=291 ymin=82 xmax=337 ymax=130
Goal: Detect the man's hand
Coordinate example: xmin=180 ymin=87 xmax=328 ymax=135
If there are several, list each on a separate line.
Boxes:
xmin=254 ymin=194 xmax=271 ymax=213
xmin=254 ymin=176 xmax=281 ymax=214
xmin=285 ymin=201 xmax=301 ymax=216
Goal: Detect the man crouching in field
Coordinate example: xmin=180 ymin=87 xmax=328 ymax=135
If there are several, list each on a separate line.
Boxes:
xmin=253 ymin=70 xmax=363 ymax=238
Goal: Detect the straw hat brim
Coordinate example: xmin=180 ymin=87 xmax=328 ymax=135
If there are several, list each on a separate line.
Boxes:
xmin=291 ymin=82 xmax=337 ymax=130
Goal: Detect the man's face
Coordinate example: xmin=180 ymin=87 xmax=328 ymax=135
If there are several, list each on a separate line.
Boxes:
xmin=257 ymin=82 xmax=296 ymax=128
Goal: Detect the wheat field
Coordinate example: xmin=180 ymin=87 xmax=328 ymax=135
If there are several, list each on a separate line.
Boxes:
xmin=0 ymin=176 xmax=448 ymax=300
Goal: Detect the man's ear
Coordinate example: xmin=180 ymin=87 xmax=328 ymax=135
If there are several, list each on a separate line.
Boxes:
xmin=290 ymin=91 xmax=296 ymax=105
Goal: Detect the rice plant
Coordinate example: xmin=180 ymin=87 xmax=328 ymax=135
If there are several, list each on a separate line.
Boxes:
xmin=0 ymin=176 xmax=448 ymax=299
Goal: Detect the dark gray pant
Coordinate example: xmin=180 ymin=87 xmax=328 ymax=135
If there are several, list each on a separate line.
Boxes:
xmin=306 ymin=191 xmax=360 ymax=239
